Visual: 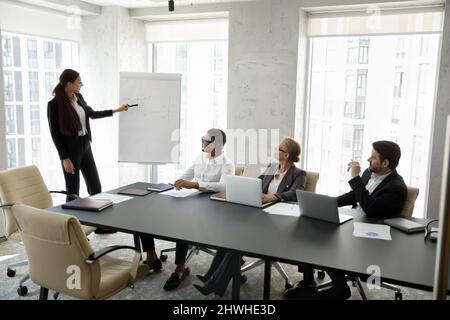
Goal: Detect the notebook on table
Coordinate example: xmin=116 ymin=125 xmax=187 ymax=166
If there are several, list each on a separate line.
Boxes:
xmin=146 ymin=183 xmax=174 ymax=192
xmin=118 ymin=188 xmax=152 ymax=196
xmin=61 ymin=198 xmax=113 ymax=212
xmin=383 ymin=217 xmax=425 ymax=233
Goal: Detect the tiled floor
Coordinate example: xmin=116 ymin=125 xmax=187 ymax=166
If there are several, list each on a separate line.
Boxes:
xmin=0 ymin=233 xmax=433 ymax=300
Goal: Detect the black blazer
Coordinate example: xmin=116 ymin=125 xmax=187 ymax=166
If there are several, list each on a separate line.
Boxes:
xmin=337 ymin=169 xmax=407 ymax=217
xmin=47 ymin=93 xmax=113 ymax=160
xmin=258 ymin=163 xmax=306 ymax=202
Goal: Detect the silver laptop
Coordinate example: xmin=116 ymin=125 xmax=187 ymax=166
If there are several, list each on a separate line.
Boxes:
xmin=222 ymin=175 xmax=274 ymax=208
xmin=296 ymin=190 xmax=353 ymax=224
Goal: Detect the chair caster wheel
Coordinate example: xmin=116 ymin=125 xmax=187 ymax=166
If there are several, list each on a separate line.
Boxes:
xmin=17 ymin=286 xmax=28 ymax=296
xmin=317 ymin=270 xmax=326 ymax=280
xmin=160 ymin=254 xmax=168 ymax=262
xmin=240 ymin=275 xmax=247 ymax=284
xmin=53 ymin=292 xmax=60 ymax=300
xmin=284 ymin=282 xmax=293 ymax=290
xmin=7 ymin=268 xmax=16 ymax=277
xmin=395 ymin=292 xmax=403 ymax=300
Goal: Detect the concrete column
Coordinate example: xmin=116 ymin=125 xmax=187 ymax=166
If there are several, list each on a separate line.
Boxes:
xmin=227 ymin=0 xmax=300 ymax=176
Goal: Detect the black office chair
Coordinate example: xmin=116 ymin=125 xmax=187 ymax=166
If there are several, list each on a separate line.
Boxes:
xmin=240 ymin=170 xmax=320 ymax=290
xmin=160 ymin=166 xmax=247 ymax=270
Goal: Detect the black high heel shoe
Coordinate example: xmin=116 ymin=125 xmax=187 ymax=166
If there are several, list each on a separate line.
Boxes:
xmin=196 ymin=274 xmax=208 ymax=283
xmin=193 ymin=284 xmax=213 ymax=296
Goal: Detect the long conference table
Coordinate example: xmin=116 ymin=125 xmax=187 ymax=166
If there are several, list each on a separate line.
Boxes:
xmin=48 ymin=182 xmax=449 ymax=300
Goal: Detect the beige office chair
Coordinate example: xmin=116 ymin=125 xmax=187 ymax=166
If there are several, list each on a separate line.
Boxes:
xmin=401 ymin=186 xmax=419 ymax=218
xmin=241 ymin=170 xmax=320 ymax=290
xmin=0 ymin=165 xmax=96 ymax=296
xmin=316 ymin=186 xmax=419 ymax=300
xmin=8 ymin=204 xmax=145 ymax=300
xmin=159 ymin=166 xmax=246 ymax=270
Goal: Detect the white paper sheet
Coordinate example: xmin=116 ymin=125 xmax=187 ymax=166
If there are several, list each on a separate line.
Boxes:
xmin=263 ymin=203 xmax=300 ymax=217
xmin=89 ymin=193 xmax=133 ymax=204
xmin=353 ymin=222 xmax=392 ymax=240
xmin=160 ymin=188 xmax=200 ymax=198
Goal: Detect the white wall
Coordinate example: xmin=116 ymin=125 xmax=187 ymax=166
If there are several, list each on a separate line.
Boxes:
xmin=295 ymin=9 xmax=309 ymax=169
xmin=227 ymin=0 xmax=300 ymax=176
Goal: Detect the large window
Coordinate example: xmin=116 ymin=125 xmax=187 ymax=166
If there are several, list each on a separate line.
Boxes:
xmin=2 ymin=32 xmax=79 ymax=187
xmin=303 ymin=34 xmax=440 ymax=217
xmin=148 ymin=41 xmax=228 ymax=181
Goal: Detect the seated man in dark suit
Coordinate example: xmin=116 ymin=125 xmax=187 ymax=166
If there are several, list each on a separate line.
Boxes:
xmin=284 ymin=140 xmax=407 ymax=300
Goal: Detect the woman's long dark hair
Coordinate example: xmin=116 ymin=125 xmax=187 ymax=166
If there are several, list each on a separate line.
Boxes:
xmin=53 ymin=69 xmax=82 ymax=136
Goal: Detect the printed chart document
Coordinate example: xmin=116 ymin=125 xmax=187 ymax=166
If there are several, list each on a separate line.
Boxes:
xmin=353 ymin=222 xmax=392 ymax=240
xmin=161 ymin=188 xmax=200 ymax=198
xmin=89 ymin=193 xmax=133 ymax=204
xmin=263 ymin=203 xmax=300 ymax=217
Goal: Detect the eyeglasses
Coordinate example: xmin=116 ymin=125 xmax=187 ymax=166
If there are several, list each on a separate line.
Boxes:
xmin=278 ymin=148 xmax=288 ymax=153
xmin=201 ymin=138 xmax=212 ymax=144
xmin=424 ymin=219 xmax=439 ymax=242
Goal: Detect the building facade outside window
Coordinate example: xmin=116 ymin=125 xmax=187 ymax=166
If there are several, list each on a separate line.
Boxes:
xmin=303 ymin=34 xmax=440 ymax=217
xmin=2 ymin=32 xmax=79 ymax=188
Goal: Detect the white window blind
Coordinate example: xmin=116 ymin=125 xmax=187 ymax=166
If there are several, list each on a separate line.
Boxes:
xmin=307 ymin=6 xmax=444 ymax=37
xmin=146 ymin=18 xmax=229 ymax=42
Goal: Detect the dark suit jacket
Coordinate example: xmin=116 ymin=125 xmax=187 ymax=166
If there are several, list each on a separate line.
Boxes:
xmin=47 ymin=93 xmax=113 ymax=160
xmin=337 ymin=169 xmax=407 ymax=217
xmin=258 ymin=163 xmax=306 ymax=202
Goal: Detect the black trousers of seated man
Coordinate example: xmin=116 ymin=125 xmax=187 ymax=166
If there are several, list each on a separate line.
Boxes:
xmin=141 ymin=236 xmax=189 ymax=265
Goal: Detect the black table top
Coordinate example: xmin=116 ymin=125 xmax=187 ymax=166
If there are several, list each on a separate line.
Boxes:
xmin=48 ymin=182 xmax=448 ymax=293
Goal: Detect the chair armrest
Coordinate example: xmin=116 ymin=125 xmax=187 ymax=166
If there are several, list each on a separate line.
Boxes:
xmin=49 ymin=190 xmax=80 ymax=200
xmin=86 ymin=245 xmax=139 ymax=264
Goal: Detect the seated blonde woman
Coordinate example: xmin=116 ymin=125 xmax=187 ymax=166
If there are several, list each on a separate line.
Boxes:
xmin=193 ymin=137 xmax=306 ymax=297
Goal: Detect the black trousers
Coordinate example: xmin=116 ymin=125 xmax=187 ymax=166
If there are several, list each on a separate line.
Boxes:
xmin=141 ymin=236 xmax=189 ymax=265
xmin=62 ymin=135 xmax=101 ymax=201
xmin=203 ymin=251 xmax=239 ymax=296
xmin=298 ymin=265 xmax=346 ymax=287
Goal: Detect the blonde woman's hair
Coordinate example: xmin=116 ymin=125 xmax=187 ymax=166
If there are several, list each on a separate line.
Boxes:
xmin=282 ymin=137 xmax=301 ymax=163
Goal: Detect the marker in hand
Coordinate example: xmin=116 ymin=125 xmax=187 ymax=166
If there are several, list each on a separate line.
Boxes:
xmin=128 ymin=104 xmax=139 ymax=107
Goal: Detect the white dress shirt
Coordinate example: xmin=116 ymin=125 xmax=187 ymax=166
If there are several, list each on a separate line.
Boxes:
xmin=178 ymin=153 xmax=235 ymax=192
xmin=71 ymin=95 xmax=87 ymax=136
xmin=365 ymin=171 xmax=392 ymax=195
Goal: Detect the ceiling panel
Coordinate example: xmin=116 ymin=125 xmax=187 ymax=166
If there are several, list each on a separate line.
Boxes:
xmin=81 ymin=0 xmax=255 ymax=9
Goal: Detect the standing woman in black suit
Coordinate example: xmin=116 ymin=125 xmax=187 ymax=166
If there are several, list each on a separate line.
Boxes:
xmin=47 ymin=69 xmax=128 ymax=207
